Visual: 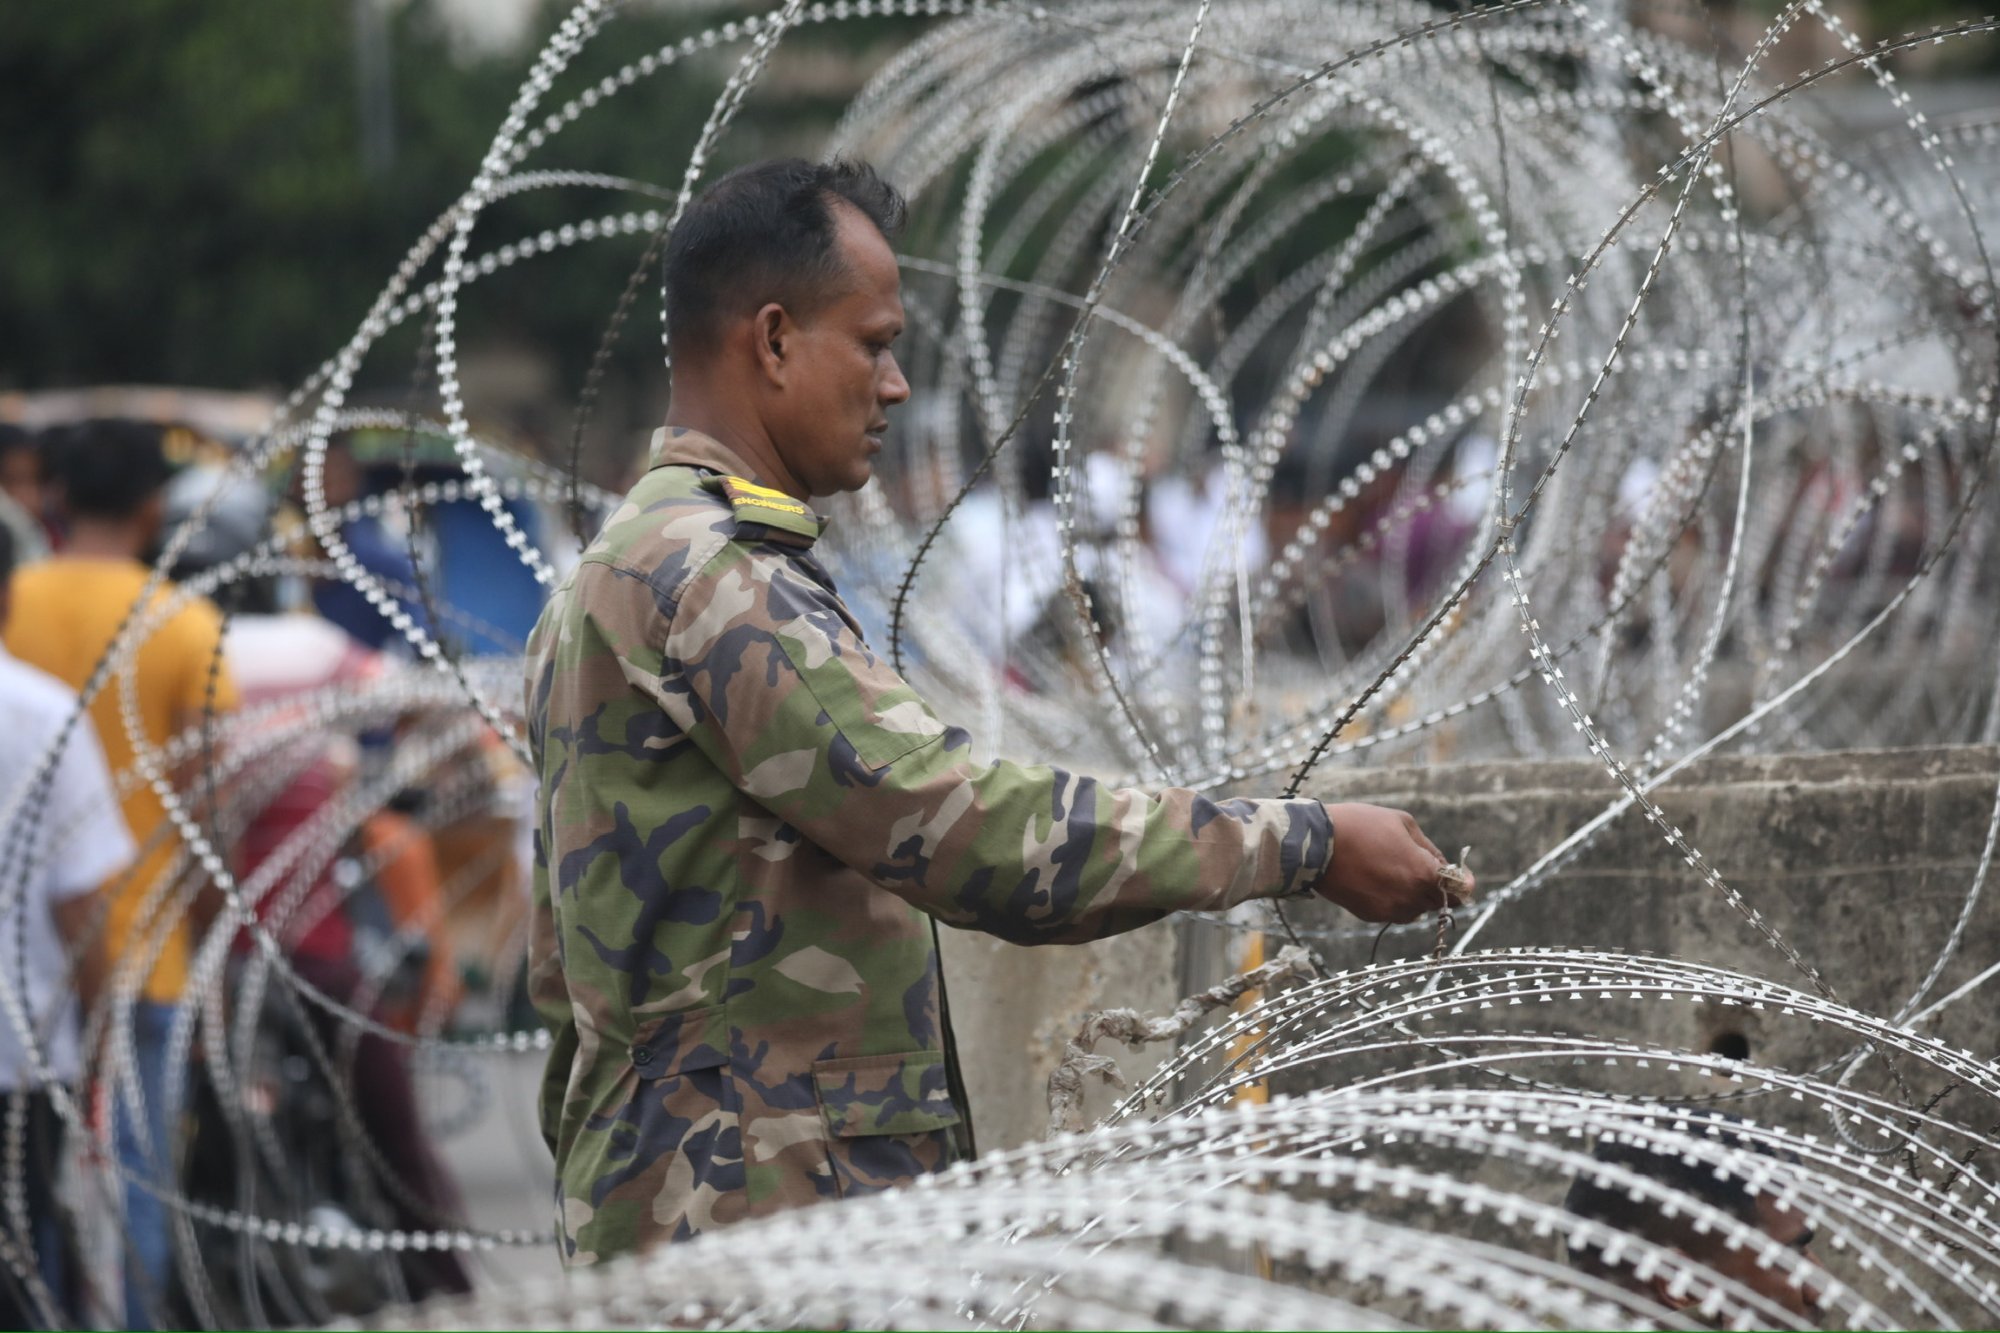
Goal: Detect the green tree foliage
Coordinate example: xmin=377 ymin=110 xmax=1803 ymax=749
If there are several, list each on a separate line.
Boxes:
xmin=0 ymin=0 xmax=921 ymax=398
xmin=1 ymin=0 xmax=1979 ymax=406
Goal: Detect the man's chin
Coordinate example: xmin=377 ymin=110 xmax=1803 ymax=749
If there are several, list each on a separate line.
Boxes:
xmin=838 ymin=457 xmax=875 ymax=495
xmin=801 ymin=462 xmax=872 ymax=501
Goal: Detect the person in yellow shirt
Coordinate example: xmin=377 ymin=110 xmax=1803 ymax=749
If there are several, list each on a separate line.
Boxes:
xmin=4 ymin=418 xmax=239 ymax=1330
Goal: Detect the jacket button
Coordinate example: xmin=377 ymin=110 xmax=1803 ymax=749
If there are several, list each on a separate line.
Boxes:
xmin=633 ymin=1046 xmax=653 ymax=1068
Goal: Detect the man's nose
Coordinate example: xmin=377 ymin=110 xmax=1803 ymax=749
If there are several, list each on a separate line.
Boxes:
xmin=880 ymin=353 xmax=911 ymax=406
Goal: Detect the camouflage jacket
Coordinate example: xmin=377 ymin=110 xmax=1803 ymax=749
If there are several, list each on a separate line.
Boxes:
xmin=524 ymin=428 xmax=1334 ymax=1264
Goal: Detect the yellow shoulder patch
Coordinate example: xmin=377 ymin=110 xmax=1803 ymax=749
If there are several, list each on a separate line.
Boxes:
xmin=706 ymin=473 xmax=826 ymax=546
xmin=721 ymin=476 xmax=809 ymax=516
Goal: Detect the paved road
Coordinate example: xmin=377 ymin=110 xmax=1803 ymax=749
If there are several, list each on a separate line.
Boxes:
xmin=423 ymin=1051 xmax=563 ymax=1290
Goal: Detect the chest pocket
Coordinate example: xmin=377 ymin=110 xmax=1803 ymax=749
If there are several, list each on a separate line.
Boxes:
xmin=811 ymin=1050 xmax=963 ymax=1198
xmin=775 ymin=628 xmax=945 ymax=772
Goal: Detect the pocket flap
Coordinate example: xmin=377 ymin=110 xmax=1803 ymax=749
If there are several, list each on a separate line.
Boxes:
xmin=812 ymin=1050 xmax=962 ymax=1137
xmin=628 ymin=1004 xmax=728 ymax=1080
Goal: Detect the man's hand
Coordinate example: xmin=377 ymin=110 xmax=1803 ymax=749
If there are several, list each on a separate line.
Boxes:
xmin=1313 ymin=803 xmax=1472 ymax=924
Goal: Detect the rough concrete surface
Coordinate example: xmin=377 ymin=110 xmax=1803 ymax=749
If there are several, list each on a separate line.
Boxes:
xmin=1289 ymin=743 xmax=2000 ymax=1072
xmin=939 ymin=913 xmax=1183 ymax=1152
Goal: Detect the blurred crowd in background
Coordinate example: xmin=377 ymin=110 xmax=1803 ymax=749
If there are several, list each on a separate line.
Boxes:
xmin=0 ymin=415 xmax=544 ymax=1327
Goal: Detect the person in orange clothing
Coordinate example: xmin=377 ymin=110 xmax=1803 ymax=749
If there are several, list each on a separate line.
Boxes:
xmin=3 ymin=418 xmax=238 ymax=1330
xmin=361 ymin=802 xmax=462 ymax=1028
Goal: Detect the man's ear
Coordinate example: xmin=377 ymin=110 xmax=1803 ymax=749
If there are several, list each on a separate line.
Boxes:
xmin=752 ymin=303 xmax=791 ymax=387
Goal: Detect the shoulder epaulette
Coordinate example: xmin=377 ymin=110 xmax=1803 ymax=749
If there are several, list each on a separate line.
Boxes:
xmin=701 ymin=474 xmax=827 ymax=546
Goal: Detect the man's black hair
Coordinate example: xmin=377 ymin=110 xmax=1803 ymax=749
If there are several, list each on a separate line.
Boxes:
xmin=663 ymin=158 xmax=907 ymax=359
xmin=47 ymin=419 xmax=176 ymax=521
xmin=0 ymin=516 xmax=15 ymax=584
xmin=0 ymin=423 xmax=33 ymax=462
xmin=1563 ymin=1112 xmax=1800 ymax=1279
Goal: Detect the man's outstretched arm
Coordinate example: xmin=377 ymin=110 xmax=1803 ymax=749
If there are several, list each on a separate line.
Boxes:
xmin=656 ymin=552 xmax=1463 ymax=941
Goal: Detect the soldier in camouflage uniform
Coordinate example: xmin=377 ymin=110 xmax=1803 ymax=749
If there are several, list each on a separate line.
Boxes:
xmin=525 ymin=159 xmax=1469 ymax=1264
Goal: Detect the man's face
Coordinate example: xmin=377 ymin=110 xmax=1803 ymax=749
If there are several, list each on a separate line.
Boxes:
xmin=321 ymin=444 xmax=362 ymax=509
xmin=767 ymin=203 xmax=910 ymax=498
xmin=1668 ymin=1194 xmax=1824 ymax=1326
xmin=0 ymin=449 xmax=40 ymax=516
xmin=1713 ymin=1195 xmax=1824 ymax=1322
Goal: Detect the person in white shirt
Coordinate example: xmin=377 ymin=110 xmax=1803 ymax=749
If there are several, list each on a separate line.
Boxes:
xmin=0 ymin=520 xmax=137 ymax=1328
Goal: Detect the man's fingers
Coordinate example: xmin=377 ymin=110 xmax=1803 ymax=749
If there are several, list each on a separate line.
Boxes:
xmin=1409 ymin=825 xmax=1445 ymax=864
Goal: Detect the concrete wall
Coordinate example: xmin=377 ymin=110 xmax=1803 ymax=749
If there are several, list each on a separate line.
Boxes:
xmin=1289 ymin=744 xmax=2000 ymax=1072
xmin=938 ymin=912 xmax=1184 ymax=1153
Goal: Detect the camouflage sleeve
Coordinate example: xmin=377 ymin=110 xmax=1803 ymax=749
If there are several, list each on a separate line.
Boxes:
xmin=527 ymin=823 xmax=575 ymax=1155
xmin=523 ymin=655 xmax=575 ymax=1155
xmin=653 ymin=548 xmax=1334 ymax=944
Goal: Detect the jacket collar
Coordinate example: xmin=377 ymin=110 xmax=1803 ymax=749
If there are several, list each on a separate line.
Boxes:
xmin=646 ymin=426 xmax=828 ymax=547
